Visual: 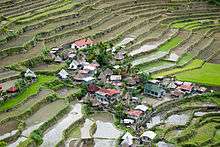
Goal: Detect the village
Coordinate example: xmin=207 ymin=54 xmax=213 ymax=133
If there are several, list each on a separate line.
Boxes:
xmin=0 ymin=37 xmax=209 ymax=147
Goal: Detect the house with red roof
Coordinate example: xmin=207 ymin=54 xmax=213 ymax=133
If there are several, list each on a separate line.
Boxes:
xmin=127 ymin=109 xmax=144 ymax=123
xmin=7 ymin=86 xmax=17 ymax=93
xmin=71 ymin=38 xmax=94 ymax=49
xmin=87 ymin=84 xmax=99 ymax=94
xmin=177 ymin=83 xmax=194 ymax=93
xmin=95 ymin=88 xmax=121 ymax=105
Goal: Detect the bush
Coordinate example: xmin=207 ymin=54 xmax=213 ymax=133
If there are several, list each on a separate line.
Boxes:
xmin=114 ymin=102 xmax=126 ymax=119
xmin=45 ymin=79 xmax=64 ymax=90
xmin=47 ymin=94 xmax=58 ymax=102
xmin=83 ymin=102 xmax=93 ymax=116
xmin=30 ymin=130 xmax=43 ymax=145
xmin=0 ymin=141 xmax=7 ymax=147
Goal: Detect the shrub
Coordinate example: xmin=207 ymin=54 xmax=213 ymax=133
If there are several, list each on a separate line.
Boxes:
xmin=0 ymin=141 xmax=7 ymax=147
xmin=47 ymin=94 xmax=57 ymax=102
xmin=30 ymin=130 xmax=43 ymax=145
xmin=83 ymin=101 xmax=93 ymax=116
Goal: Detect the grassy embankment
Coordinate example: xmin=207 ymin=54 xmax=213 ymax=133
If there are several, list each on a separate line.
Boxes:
xmin=0 ymin=75 xmax=56 ymax=112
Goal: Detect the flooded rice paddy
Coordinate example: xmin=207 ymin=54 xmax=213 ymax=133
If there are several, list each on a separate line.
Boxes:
xmin=25 ymin=100 xmax=67 ymax=127
xmin=41 ymin=103 xmax=82 ymax=147
xmin=9 ymin=122 xmax=44 ymax=147
xmin=66 ymin=112 xmax=123 ymax=147
xmin=7 ymin=100 xmax=67 ymax=146
xmin=165 ymin=114 xmax=189 ymax=126
xmin=56 ymin=88 xmax=79 ymax=98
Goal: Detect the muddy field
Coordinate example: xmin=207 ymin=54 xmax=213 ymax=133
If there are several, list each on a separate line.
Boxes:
xmin=0 ymin=120 xmax=18 ymax=135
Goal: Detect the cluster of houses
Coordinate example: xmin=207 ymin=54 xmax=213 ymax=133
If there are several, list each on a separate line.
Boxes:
xmin=120 ymin=130 xmax=174 ymax=147
xmin=146 ymin=77 xmax=207 ymax=98
xmin=16 ymin=37 xmax=207 ymax=146
xmin=0 ymin=36 xmax=211 ymax=146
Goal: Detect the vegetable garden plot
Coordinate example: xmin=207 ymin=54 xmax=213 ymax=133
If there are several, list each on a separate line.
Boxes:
xmin=41 ymin=103 xmax=82 ymax=147
xmin=173 ymin=33 xmax=204 ymax=56
xmin=198 ymin=40 xmax=220 ymax=61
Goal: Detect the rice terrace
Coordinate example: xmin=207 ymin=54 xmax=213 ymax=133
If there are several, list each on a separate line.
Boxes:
xmin=0 ymin=0 xmax=220 ymax=146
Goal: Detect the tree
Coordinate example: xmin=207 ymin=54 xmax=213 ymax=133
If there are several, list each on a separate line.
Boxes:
xmin=139 ymin=72 xmax=151 ymax=83
xmin=1 ymin=26 xmax=9 ymax=35
xmin=15 ymin=79 xmax=27 ymax=91
xmin=0 ymin=141 xmax=6 ymax=147
xmin=114 ymin=102 xmax=125 ymax=119
xmin=96 ymin=43 xmax=111 ymax=66
xmin=30 ymin=130 xmax=43 ymax=145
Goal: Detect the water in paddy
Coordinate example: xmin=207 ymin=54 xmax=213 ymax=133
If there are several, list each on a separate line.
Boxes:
xmin=41 ymin=103 xmax=82 ymax=147
xmin=25 ymin=100 xmax=67 ymax=126
xmin=0 ymin=120 xmax=18 ymax=136
xmin=93 ymin=120 xmax=122 ymax=139
xmin=67 ymin=112 xmax=123 ymax=147
xmin=165 ymin=114 xmax=189 ymax=126
xmin=147 ymin=115 xmax=162 ymax=129
xmin=194 ymin=111 xmax=220 ymax=117
xmin=94 ymin=139 xmax=116 ymax=147
xmin=8 ymin=100 xmax=67 ymax=146
xmin=81 ymin=119 xmax=94 ymax=139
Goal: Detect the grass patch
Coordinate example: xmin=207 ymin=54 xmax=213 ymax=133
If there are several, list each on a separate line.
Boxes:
xmin=176 ymin=62 xmax=220 ymax=86
xmin=152 ymin=59 xmax=204 ymax=78
xmin=0 ymin=75 xmax=56 ymax=112
xmin=159 ymin=37 xmax=183 ymax=52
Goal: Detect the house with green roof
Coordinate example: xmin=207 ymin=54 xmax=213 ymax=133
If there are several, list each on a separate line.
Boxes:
xmin=144 ymin=82 xmax=166 ymax=98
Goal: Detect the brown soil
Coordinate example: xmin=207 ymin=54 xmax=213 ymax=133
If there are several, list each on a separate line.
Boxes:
xmin=209 ymin=53 xmax=220 ymax=64
xmin=0 ymin=120 xmax=18 ymax=135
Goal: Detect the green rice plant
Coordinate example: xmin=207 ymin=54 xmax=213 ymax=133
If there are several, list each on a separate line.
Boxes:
xmin=0 ymin=75 xmax=56 ymax=112
xmin=159 ymin=37 xmax=183 ymax=52
xmin=176 ymin=62 xmax=220 ymax=86
xmin=152 ymin=59 xmax=204 ymax=78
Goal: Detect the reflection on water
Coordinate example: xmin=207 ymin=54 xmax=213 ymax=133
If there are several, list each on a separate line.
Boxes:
xmin=94 ymin=120 xmax=122 ymax=139
xmin=165 ymin=114 xmax=189 ymax=125
xmin=66 ymin=112 xmax=123 ymax=147
xmin=0 ymin=130 xmax=18 ymax=140
xmin=147 ymin=115 xmax=162 ymax=129
xmin=81 ymin=119 xmax=94 ymax=139
xmin=41 ymin=103 xmax=82 ymax=147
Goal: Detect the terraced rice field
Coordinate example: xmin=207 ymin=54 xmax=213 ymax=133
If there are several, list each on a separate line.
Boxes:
xmin=0 ymin=0 xmax=220 ymax=146
xmin=176 ymin=62 xmax=220 ymax=86
xmin=147 ymin=93 xmax=220 ymax=146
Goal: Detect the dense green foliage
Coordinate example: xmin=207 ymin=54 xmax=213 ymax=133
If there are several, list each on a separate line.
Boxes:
xmin=30 ymin=130 xmax=43 ymax=145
